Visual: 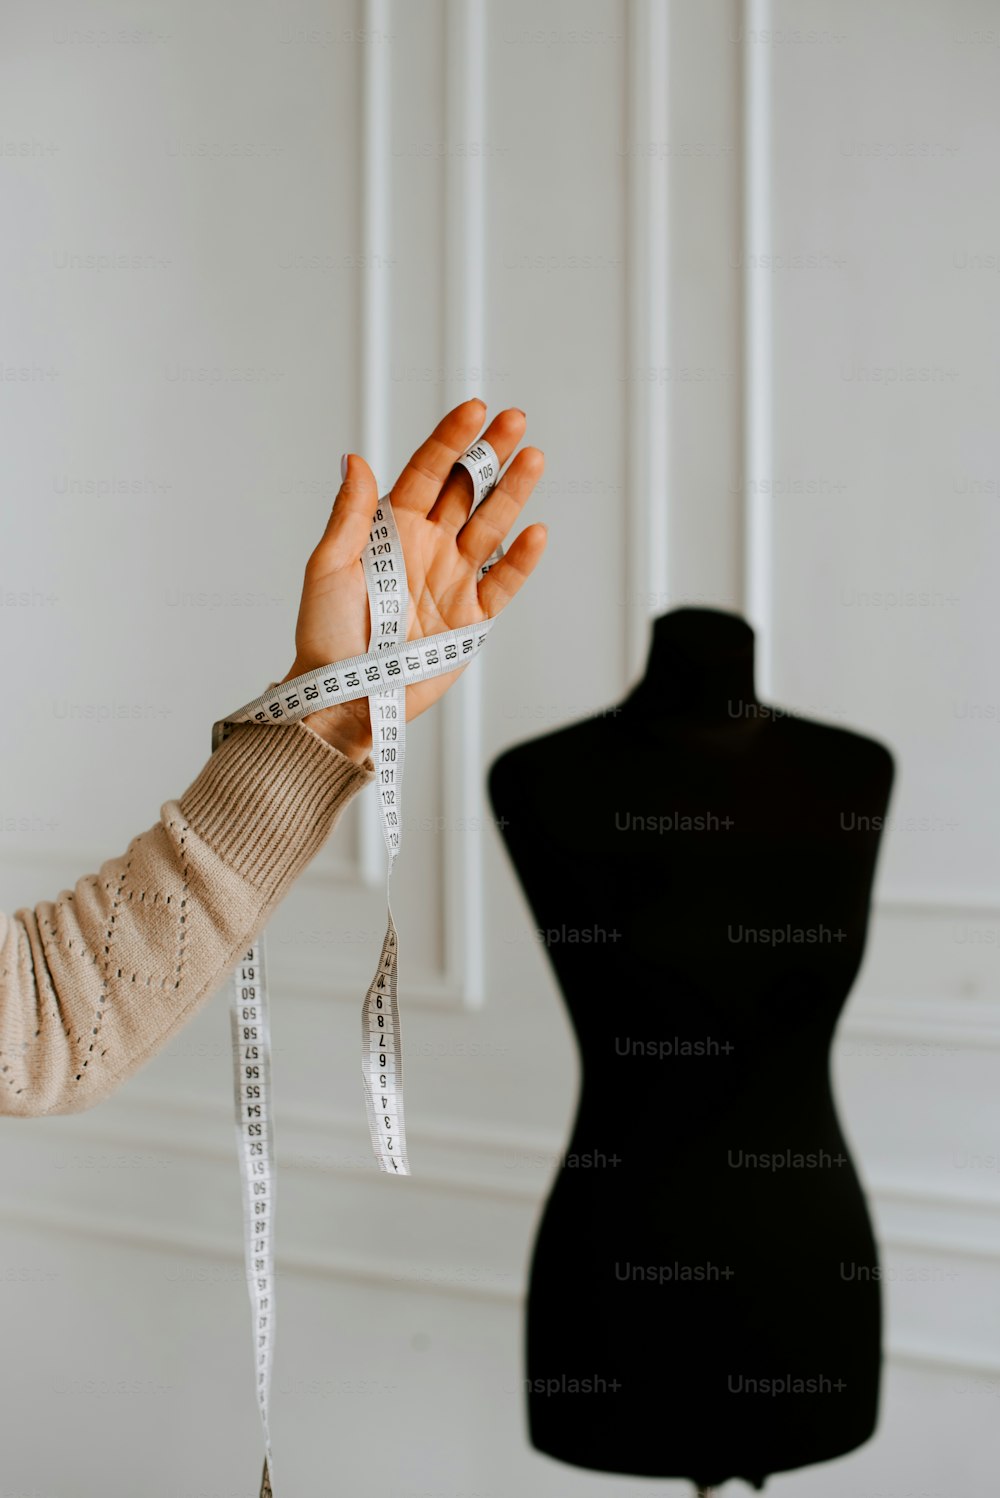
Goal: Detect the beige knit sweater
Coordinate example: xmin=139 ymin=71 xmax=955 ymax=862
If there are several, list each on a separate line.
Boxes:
xmin=0 ymin=711 xmax=375 ymax=1117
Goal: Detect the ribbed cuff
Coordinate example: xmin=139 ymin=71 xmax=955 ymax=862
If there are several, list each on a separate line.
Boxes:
xmin=178 ymin=713 xmax=375 ymax=899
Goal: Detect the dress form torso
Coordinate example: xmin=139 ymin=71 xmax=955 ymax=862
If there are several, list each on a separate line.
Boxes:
xmin=488 ymin=608 xmax=895 ymax=1491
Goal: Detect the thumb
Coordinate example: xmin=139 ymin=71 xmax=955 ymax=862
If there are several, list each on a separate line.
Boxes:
xmin=310 ymin=453 xmax=380 ymax=572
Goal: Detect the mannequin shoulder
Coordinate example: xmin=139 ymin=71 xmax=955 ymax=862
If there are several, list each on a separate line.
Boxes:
xmin=777 ymin=709 xmax=896 ymax=791
xmin=488 ymin=713 xmax=614 ymax=815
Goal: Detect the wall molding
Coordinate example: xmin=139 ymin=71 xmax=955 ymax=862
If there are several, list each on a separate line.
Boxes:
xmin=741 ymin=0 xmax=773 ymax=690
xmin=3 ymin=1186 xmax=998 ymax=1365
xmin=441 ymin=0 xmax=489 ymax=1008
xmin=26 ymin=1082 xmax=1000 ymax=1233
xmin=54 ymin=1086 xmax=553 ymax=1202
xmin=0 ymin=1193 xmax=518 ymax=1304
xmin=1 ymin=1154 xmax=995 ymax=1373
xmin=358 ymin=0 xmax=392 ymax=891
xmin=890 ymin=1340 xmax=1000 ymax=1379
xmin=624 ymin=0 xmax=670 ymax=684
xmin=3 ymin=1082 xmax=996 ymax=1371
xmin=344 ymin=0 xmax=490 ymax=1010
xmin=837 ymin=992 xmax=1000 ymax=1048
xmin=875 ymin=890 xmax=1000 ymax=915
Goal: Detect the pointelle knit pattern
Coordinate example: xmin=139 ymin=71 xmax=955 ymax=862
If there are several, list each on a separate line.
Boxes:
xmin=0 ymin=712 xmax=375 ymax=1117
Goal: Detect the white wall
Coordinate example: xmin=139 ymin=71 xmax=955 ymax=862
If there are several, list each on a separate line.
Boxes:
xmin=0 ymin=1 xmax=997 ymax=1494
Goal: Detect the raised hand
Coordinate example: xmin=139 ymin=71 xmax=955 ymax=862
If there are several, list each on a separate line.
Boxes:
xmin=280 ymin=398 xmax=547 ymax=761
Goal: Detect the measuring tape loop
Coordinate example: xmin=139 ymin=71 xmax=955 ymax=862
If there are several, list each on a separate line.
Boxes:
xmin=211 ymin=439 xmax=502 ymax=1495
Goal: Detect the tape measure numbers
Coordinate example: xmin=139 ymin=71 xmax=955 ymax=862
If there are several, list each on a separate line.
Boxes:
xmin=211 ymin=439 xmax=504 ymax=1495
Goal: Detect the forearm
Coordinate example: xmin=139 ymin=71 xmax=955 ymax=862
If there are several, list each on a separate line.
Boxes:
xmin=0 ymin=716 xmax=374 ymax=1117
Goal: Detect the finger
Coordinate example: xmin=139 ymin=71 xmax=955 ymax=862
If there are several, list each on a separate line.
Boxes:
xmin=427 ymin=406 xmax=526 ymax=535
xmin=307 ymin=453 xmax=379 ymax=575
xmin=477 ymin=523 xmax=548 ymax=617
xmin=390 ymin=397 xmax=488 ymax=515
xmin=456 ymin=446 xmax=545 ymax=572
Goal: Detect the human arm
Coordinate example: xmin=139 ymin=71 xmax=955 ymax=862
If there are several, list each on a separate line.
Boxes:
xmin=0 ymin=399 xmax=546 ymax=1115
xmin=0 ymin=720 xmax=373 ymax=1116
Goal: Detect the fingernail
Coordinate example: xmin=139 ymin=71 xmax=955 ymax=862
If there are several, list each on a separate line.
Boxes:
xmin=513 ymin=407 xmax=526 ymax=417
xmin=340 ymin=453 xmax=349 ymax=482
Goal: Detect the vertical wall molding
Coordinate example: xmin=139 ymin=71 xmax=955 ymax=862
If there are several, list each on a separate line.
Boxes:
xmin=742 ymin=0 xmax=774 ymax=694
xmin=355 ymin=0 xmax=491 ymax=1005
xmin=441 ymin=0 xmax=489 ymax=1005
xmin=358 ymin=0 xmax=394 ymax=886
xmin=321 ymin=0 xmax=690 ymax=1007
xmin=624 ymin=0 xmax=670 ymax=685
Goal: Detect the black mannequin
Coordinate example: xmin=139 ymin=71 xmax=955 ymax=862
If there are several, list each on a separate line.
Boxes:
xmin=487 ymin=607 xmax=895 ymax=1491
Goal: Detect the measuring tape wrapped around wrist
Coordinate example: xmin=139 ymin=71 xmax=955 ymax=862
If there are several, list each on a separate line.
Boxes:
xmin=209 ymin=438 xmax=503 ymax=1497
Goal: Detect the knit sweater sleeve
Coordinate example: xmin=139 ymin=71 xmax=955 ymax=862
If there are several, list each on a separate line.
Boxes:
xmin=0 ymin=716 xmax=375 ymax=1117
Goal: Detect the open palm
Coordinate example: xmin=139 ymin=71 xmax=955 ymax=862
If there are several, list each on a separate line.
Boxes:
xmin=281 ymin=399 xmax=547 ymax=759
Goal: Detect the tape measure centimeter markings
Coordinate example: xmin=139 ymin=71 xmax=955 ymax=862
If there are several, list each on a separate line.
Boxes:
xmin=361 ymin=491 xmax=409 ymax=1172
xmin=230 ymin=936 xmax=276 ymax=1494
xmin=210 ymin=620 xmax=496 ymax=752
xmin=211 ymin=439 xmax=503 ymax=1495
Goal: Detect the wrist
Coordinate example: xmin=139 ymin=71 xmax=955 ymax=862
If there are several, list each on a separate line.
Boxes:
xmin=279 ymin=663 xmax=373 ymax=764
xmin=302 ymin=711 xmax=372 ymax=764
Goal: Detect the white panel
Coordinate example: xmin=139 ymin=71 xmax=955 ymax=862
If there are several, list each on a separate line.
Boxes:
xmin=666 ymin=0 xmax=746 ymax=611
xmin=764 ymin=0 xmax=1000 ymax=903
xmin=624 ymin=0 xmax=670 ymax=675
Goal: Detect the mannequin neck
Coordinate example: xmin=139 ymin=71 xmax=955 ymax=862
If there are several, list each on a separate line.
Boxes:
xmin=621 ymin=607 xmax=762 ymax=730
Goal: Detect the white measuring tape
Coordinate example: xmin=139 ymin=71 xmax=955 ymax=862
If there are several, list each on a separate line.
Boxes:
xmin=210 ymin=439 xmax=504 ymax=1496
